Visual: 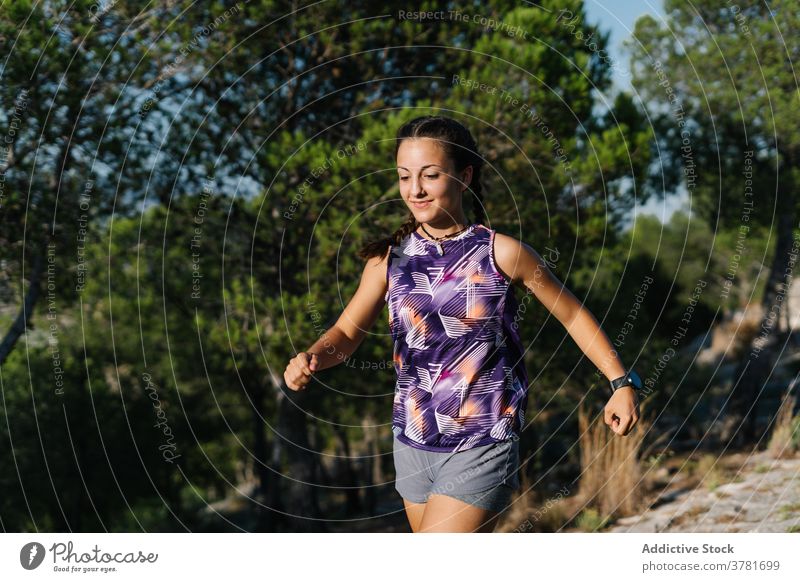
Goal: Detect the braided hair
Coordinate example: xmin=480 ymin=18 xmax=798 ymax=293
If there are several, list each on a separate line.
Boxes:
xmin=357 ymin=115 xmax=487 ymax=261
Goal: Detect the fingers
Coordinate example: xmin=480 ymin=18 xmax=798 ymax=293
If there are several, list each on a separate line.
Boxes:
xmin=606 ymin=393 xmax=641 ymax=436
xmin=285 ymin=372 xmax=308 ymax=391
xmin=283 ymin=352 xmax=318 ymax=391
xmin=616 ymin=414 xmax=634 ymax=436
xmin=621 ymin=403 xmax=641 ymax=435
xmin=609 ymin=411 xmax=641 ymax=436
xmin=628 ymin=410 xmax=640 ymax=434
xmin=299 ymin=352 xmax=313 ymax=376
xmin=604 ymin=405 xmax=615 ymax=428
xmin=283 ymin=368 xmax=304 ymax=391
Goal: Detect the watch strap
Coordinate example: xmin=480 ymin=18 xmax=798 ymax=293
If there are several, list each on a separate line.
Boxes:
xmin=610 ymin=369 xmax=642 ymax=392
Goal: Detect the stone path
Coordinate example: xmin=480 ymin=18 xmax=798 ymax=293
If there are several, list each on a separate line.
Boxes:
xmin=609 ymin=451 xmax=800 ymax=533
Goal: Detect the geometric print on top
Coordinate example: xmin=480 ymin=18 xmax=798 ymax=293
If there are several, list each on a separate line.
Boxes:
xmin=386 ymin=223 xmax=530 ymax=452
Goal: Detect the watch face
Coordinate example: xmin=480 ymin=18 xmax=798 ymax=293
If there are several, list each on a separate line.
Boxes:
xmin=612 ymin=370 xmax=641 ymax=391
xmin=625 ymin=371 xmax=641 ymax=390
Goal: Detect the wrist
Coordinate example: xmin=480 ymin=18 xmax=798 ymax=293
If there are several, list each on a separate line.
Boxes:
xmin=612 ymin=385 xmax=637 ymax=398
xmin=609 ymin=369 xmax=642 ymax=395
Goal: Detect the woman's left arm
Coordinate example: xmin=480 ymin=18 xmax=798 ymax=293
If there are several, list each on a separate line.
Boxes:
xmin=493 ymin=232 xmax=640 ymax=436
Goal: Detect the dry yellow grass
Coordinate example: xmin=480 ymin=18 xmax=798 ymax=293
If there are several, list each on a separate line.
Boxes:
xmin=766 ymin=386 xmax=800 ymax=460
xmin=498 ymin=469 xmax=571 ymax=532
xmin=576 ymin=400 xmax=650 ymax=522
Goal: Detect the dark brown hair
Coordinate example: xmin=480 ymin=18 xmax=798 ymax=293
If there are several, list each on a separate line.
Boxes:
xmin=357 ymin=115 xmax=487 ymax=261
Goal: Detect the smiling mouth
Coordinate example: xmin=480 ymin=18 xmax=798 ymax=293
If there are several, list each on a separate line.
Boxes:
xmin=411 ymin=200 xmax=432 ymax=207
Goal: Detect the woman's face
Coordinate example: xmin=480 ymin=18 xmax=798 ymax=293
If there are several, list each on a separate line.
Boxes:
xmin=396 ymin=138 xmax=472 ymax=225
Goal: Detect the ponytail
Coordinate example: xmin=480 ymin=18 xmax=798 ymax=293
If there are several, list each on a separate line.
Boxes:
xmin=356 ymin=211 xmax=417 ymax=261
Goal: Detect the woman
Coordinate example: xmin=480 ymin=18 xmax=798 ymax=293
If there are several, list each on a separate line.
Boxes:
xmin=284 ymin=115 xmax=641 ymax=533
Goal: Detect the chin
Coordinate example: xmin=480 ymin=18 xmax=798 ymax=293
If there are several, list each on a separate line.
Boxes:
xmin=412 ymin=212 xmax=437 ymax=223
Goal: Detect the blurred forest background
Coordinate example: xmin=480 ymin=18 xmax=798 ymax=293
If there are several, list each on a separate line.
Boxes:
xmin=1 ymin=0 xmax=799 ymax=532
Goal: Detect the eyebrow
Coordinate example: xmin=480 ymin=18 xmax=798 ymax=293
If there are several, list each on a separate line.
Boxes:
xmin=396 ymin=164 xmax=442 ymax=171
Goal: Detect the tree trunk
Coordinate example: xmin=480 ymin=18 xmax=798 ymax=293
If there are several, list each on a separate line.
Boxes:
xmin=280 ymin=386 xmax=326 ymax=531
xmin=0 ymin=250 xmax=44 ymax=366
xmin=263 ymin=376 xmax=326 ymax=532
xmin=261 ymin=396 xmax=285 ymax=531
xmin=332 ymin=424 xmax=363 ymax=516
xmin=249 ymin=382 xmax=272 ymax=532
xmin=722 ymin=166 xmax=797 ymax=448
xmin=361 ymin=418 xmax=376 ymax=514
xmin=1 ymin=99 xmax=74 ymax=367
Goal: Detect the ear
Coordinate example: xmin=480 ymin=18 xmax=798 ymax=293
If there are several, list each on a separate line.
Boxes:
xmin=461 ymin=165 xmax=473 ymax=191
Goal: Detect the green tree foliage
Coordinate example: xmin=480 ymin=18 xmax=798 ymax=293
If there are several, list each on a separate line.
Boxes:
xmin=1 ymin=1 xmax=685 ymax=531
xmin=627 ymin=0 xmax=800 ymax=445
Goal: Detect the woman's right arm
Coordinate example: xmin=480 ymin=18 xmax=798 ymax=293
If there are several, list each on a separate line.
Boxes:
xmin=284 ymin=250 xmax=390 ymax=389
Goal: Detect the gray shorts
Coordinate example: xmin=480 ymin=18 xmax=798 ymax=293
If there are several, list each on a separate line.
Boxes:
xmin=392 ymin=429 xmax=521 ymax=513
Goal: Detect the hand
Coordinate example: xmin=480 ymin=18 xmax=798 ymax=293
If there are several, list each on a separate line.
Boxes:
xmin=284 ymin=351 xmax=319 ymax=391
xmin=604 ymin=386 xmax=640 ymax=436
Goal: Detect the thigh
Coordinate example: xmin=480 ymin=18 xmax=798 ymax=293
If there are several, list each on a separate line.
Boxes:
xmin=419 ymin=494 xmax=501 ymax=533
xmin=402 ymin=498 xmax=427 ymax=533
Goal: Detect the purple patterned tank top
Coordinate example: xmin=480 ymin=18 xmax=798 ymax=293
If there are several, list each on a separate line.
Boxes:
xmin=385 ymin=223 xmax=529 ymax=452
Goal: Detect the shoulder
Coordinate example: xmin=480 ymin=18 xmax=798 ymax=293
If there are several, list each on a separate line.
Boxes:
xmin=490 ymin=230 xmax=547 ymax=286
xmin=365 ymin=245 xmax=391 ymax=268
xmin=361 ymin=246 xmax=391 ymax=284
xmin=491 ymin=230 xmax=522 ymax=253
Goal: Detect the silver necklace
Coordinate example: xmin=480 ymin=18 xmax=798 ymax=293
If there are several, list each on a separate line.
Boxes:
xmin=419 ymin=223 xmax=470 ymax=256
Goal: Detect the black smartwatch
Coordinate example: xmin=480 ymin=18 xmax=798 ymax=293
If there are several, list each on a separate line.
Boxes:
xmin=609 ymin=369 xmax=642 ymax=394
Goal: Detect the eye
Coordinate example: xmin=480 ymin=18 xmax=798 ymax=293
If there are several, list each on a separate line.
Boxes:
xmin=425 ymin=174 xmax=439 ymax=179
xmin=399 ymin=176 xmax=408 ymax=181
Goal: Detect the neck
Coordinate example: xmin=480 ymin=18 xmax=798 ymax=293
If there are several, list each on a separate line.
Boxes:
xmin=418 ymin=217 xmax=469 ymax=239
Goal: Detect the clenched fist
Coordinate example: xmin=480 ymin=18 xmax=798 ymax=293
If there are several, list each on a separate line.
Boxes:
xmin=604 ymin=386 xmax=640 ymax=436
xmin=284 ymin=351 xmax=319 ymax=391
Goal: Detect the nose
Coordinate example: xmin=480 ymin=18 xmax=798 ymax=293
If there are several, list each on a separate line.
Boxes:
xmin=409 ymin=177 xmax=424 ymax=197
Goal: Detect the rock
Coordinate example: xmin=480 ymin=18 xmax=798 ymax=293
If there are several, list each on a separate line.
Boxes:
xmin=608 ymin=451 xmax=800 ymax=533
